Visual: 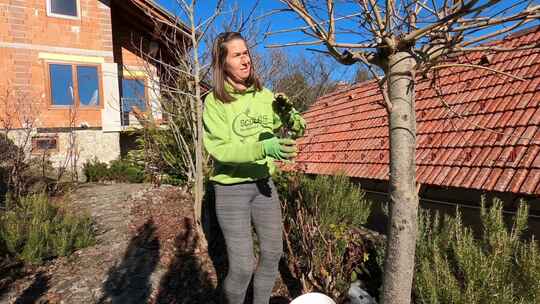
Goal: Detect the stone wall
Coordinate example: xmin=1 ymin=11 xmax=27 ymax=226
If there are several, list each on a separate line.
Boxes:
xmin=5 ymin=128 xmax=120 ymax=178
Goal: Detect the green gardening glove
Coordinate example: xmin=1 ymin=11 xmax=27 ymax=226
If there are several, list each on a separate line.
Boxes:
xmin=261 ymin=137 xmax=297 ymax=160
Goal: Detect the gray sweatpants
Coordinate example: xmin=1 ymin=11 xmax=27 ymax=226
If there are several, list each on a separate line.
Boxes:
xmin=214 ymin=178 xmax=283 ymax=304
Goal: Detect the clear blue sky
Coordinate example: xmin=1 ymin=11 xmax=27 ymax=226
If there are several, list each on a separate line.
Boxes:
xmin=155 ymin=0 xmax=359 ymax=82
xmin=155 ymin=1 xmax=314 ymax=50
xmin=155 ymin=0 xmax=539 ymax=83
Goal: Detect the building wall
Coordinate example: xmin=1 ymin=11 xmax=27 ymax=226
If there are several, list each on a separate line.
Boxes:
xmin=0 ymin=0 xmax=115 ymax=129
xmin=1 ymin=0 xmax=167 ymax=172
xmin=351 ymin=176 xmax=540 ymax=238
xmin=6 ymin=128 xmax=120 ymax=178
xmin=111 ymin=8 xmax=163 ymax=125
xmin=52 ymin=129 xmax=120 ymax=167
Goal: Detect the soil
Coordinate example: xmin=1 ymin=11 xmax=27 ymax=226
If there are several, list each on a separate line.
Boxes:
xmin=0 ymin=183 xmax=295 ymax=304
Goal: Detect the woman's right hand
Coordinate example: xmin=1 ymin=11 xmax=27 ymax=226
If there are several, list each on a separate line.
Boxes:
xmin=261 ymin=137 xmax=297 ymax=160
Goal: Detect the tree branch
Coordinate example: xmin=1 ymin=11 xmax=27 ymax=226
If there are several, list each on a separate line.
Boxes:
xmin=430 ymin=63 xmax=526 ymax=81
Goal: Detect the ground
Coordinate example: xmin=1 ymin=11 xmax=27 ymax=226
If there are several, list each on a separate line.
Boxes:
xmin=0 ymin=183 xmax=293 ymax=304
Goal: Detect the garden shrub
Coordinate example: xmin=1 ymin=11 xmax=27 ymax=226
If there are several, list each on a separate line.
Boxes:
xmin=415 ymin=198 xmax=540 ymax=304
xmin=83 ymin=158 xmax=109 ymax=182
xmin=83 ymin=158 xmax=144 ymax=183
xmin=0 ymin=194 xmax=95 ymax=264
xmin=109 ymin=159 xmax=144 ymax=183
xmin=275 ymin=171 xmax=377 ymax=301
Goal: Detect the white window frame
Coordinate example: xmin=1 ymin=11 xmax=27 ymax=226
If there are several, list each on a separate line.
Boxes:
xmin=46 ymin=0 xmax=81 ymax=20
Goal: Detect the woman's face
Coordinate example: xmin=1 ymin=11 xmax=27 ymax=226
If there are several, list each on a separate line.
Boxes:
xmin=224 ymin=38 xmax=251 ymax=85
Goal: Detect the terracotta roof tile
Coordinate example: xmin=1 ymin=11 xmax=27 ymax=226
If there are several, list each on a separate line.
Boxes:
xmin=462 ymin=167 xmax=482 ymax=189
xmin=494 ymin=168 xmax=517 ymax=192
xmin=451 ymin=166 xmax=472 ymax=187
xmin=520 ymin=169 xmax=540 ymax=193
xmin=285 ymin=27 xmax=540 ymax=195
xmin=507 ymin=168 xmax=529 ymax=193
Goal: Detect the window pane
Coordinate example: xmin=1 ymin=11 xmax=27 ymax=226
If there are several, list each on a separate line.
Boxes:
xmin=77 ymin=66 xmax=99 ymax=106
xmin=37 ymin=139 xmax=57 ymax=150
xmin=50 ymin=64 xmax=74 ymax=106
xmin=33 ymin=137 xmax=58 ymax=152
xmin=50 ymin=0 xmax=78 ymax=17
xmin=122 ymin=79 xmax=147 ymax=112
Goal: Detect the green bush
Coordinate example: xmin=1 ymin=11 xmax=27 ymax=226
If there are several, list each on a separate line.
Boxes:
xmin=109 ymin=159 xmax=144 ymax=183
xmin=83 ymin=158 xmax=144 ymax=183
xmin=415 ymin=198 xmax=540 ymax=304
xmin=0 ymin=194 xmax=95 ymax=264
xmin=275 ymin=171 xmax=374 ymax=300
xmin=299 ymin=174 xmax=371 ymax=229
xmin=125 ymin=129 xmax=190 ymax=186
xmin=125 ymin=166 xmax=144 ymax=183
xmin=83 ymin=158 xmax=109 ymax=182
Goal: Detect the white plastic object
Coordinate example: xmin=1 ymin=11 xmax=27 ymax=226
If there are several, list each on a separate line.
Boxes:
xmin=348 ymin=281 xmax=377 ymax=304
xmin=290 ymin=292 xmax=336 ymax=304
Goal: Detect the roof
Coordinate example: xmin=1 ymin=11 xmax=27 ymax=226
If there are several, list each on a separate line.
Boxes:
xmin=114 ymin=0 xmax=192 ymax=40
xmin=286 ymin=26 xmax=540 ymax=196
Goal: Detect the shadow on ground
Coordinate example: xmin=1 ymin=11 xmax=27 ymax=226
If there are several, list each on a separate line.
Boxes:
xmin=13 ymin=271 xmax=50 ymax=304
xmin=97 ymin=185 xmax=295 ymax=304
xmin=154 ymin=216 xmax=219 ymax=303
xmin=98 ymin=218 xmax=160 ymax=304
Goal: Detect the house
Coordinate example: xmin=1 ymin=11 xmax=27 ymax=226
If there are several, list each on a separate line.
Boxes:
xmin=0 ymin=0 xmax=189 ymax=173
xmin=286 ymin=26 xmax=540 ymax=230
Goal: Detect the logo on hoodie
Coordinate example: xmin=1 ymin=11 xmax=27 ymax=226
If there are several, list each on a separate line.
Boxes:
xmin=232 ymin=110 xmax=271 ymax=138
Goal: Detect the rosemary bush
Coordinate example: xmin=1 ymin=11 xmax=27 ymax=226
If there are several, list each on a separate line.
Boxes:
xmin=0 ymin=194 xmax=95 ymax=264
xmin=415 ymin=198 xmax=540 ymax=304
xmin=275 ymin=172 xmax=376 ymax=300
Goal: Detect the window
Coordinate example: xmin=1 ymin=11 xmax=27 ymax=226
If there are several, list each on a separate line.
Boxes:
xmin=47 ymin=0 xmax=79 ymax=18
xmin=77 ymin=66 xmax=99 ymax=106
xmin=50 ymin=64 xmax=74 ymax=106
xmin=32 ymin=136 xmax=58 ymax=154
xmin=122 ymin=78 xmax=147 ymax=112
xmin=48 ymin=63 xmax=101 ymax=107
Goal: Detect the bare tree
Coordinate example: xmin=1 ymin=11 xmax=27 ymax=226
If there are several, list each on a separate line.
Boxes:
xmin=0 ymin=88 xmax=41 ymax=201
xmin=0 ymin=86 xmax=82 ymax=202
xmin=257 ymin=49 xmax=350 ymax=111
xmin=132 ymin=1 xmax=273 ymax=233
xmin=270 ymin=1 xmax=540 ymax=303
xmin=128 ymin=0 xmax=224 ymax=231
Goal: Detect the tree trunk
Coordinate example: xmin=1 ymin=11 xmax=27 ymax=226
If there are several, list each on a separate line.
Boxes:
xmin=190 ymin=31 xmax=204 ymax=229
xmin=192 ymin=61 xmax=204 ymax=226
xmin=381 ymin=51 xmax=419 ymax=304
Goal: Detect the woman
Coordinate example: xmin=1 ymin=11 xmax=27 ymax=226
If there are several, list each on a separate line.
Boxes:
xmin=203 ymin=32 xmax=306 ymax=304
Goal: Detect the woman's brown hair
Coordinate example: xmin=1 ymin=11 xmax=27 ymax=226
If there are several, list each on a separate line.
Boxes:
xmin=211 ymin=32 xmax=262 ymax=103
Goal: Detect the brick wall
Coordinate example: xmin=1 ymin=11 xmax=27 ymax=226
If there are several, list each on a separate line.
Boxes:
xmin=0 ymin=0 xmax=115 ymax=129
xmin=0 ymin=0 xmax=113 ymax=52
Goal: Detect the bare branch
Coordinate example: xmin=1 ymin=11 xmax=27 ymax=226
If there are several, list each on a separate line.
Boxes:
xmin=431 ymin=76 xmax=539 ymax=144
xmin=266 ymin=40 xmax=325 ymax=48
xmin=458 ymin=17 xmax=537 ymax=47
xmin=402 ymin=0 xmax=496 ymax=43
xmin=431 ymin=63 xmax=526 ymax=81
xmin=453 ymin=43 xmax=540 ymax=53
xmin=386 ymin=0 xmax=394 ymax=32
xmin=368 ymin=0 xmax=387 ymax=34
xmin=327 ymin=0 xmax=335 ymax=43
xmin=266 ymin=13 xmax=363 ymax=36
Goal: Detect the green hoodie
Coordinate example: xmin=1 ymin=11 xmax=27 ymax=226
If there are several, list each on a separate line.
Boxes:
xmin=203 ymin=86 xmax=290 ymax=185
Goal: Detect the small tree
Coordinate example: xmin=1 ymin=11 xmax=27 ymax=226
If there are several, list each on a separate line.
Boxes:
xmin=129 ymin=0 xmax=227 ymax=230
xmin=271 ymin=1 xmax=540 ymax=303
xmin=258 ymin=49 xmax=345 ymax=111
xmin=131 ymin=0 xmax=265 ymax=232
xmin=0 ymin=88 xmax=42 ymax=201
